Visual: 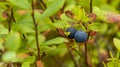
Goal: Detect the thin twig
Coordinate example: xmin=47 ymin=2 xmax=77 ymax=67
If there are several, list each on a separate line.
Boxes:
xmin=8 ymin=7 xmax=16 ymax=33
xmin=40 ymin=0 xmax=46 ymax=9
xmin=90 ymin=0 xmax=92 ymax=13
xmin=8 ymin=8 xmax=13 ymax=33
xmin=84 ymin=43 xmax=88 ymax=67
xmin=31 ymin=0 xmax=41 ymax=60
xmin=84 ymin=0 xmax=93 ymax=66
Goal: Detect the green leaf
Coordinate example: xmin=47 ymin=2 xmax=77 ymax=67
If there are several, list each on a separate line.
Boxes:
xmin=12 ymin=13 xmax=34 ymax=33
xmin=38 ymin=18 xmax=55 ymax=32
xmin=12 ymin=23 xmax=34 ymax=34
xmin=113 ymin=38 xmax=120 ymax=51
xmin=43 ymin=37 xmax=68 ymax=46
xmin=5 ymin=32 xmax=21 ymax=51
xmin=88 ymin=22 xmax=102 ymax=31
xmin=8 ymin=0 xmax=31 ymax=9
xmin=2 ymin=51 xmax=16 ymax=62
xmin=25 ymin=56 xmax=36 ymax=63
xmin=46 ymin=44 xmax=67 ymax=55
xmin=22 ymin=61 xmax=30 ymax=67
xmin=39 ymin=0 xmax=65 ymax=20
xmin=60 ymin=13 xmax=73 ymax=21
xmin=54 ymin=20 xmax=70 ymax=29
xmin=0 ymin=38 xmax=4 ymax=50
xmin=107 ymin=61 xmax=115 ymax=67
xmin=0 ymin=24 xmax=8 ymax=35
xmin=41 ymin=46 xmax=56 ymax=54
xmin=93 ymin=7 xmax=107 ymax=22
xmin=0 ymin=2 xmax=9 ymax=8
xmin=64 ymin=4 xmax=75 ymax=11
xmin=27 ymin=34 xmax=46 ymax=49
xmin=72 ymin=6 xmax=88 ymax=22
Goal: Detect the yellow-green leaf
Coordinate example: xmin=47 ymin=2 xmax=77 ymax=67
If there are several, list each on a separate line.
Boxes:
xmin=43 ymin=37 xmax=68 ymax=46
xmin=39 ymin=0 xmax=65 ymax=20
xmin=5 ymin=32 xmax=21 ymax=51
xmin=113 ymin=38 xmax=120 ymax=51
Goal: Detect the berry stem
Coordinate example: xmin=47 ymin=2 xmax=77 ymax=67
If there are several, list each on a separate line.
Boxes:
xmin=67 ymin=43 xmax=80 ymax=67
xmin=84 ymin=0 xmax=93 ymax=66
xmin=84 ymin=43 xmax=88 ymax=67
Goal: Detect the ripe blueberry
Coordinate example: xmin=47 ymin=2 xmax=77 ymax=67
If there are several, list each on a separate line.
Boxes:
xmin=66 ymin=27 xmax=77 ymax=38
xmin=74 ymin=30 xmax=87 ymax=42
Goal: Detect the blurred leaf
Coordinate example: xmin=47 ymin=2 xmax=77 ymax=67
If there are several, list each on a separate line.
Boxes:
xmin=5 ymin=32 xmax=21 ymax=51
xmin=41 ymin=46 xmax=56 ymax=54
xmin=66 ymin=0 xmax=76 ymax=5
xmin=64 ymin=0 xmax=75 ymax=11
xmin=113 ymin=38 xmax=120 ymax=51
xmin=0 ymin=2 xmax=8 ymax=8
xmin=88 ymin=22 xmax=102 ymax=31
xmin=8 ymin=0 xmax=31 ymax=9
xmin=46 ymin=44 xmax=67 ymax=56
xmin=0 ymin=24 xmax=8 ymax=35
xmin=60 ymin=13 xmax=73 ymax=21
xmin=116 ymin=51 xmax=119 ymax=60
xmin=72 ymin=6 xmax=89 ymax=22
xmin=0 ymin=38 xmax=4 ymax=50
xmin=93 ymin=7 xmax=120 ymax=23
xmin=22 ymin=61 xmax=30 ymax=67
xmin=2 ymin=51 xmax=16 ymax=62
xmin=25 ymin=56 xmax=36 ymax=63
xmin=54 ymin=20 xmax=70 ymax=29
xmin=43 ymin=37 xmax=68 ymax=46
xmin=38 ymin=19 xmax=55 ymax=32
xmin=93 ymin=7 xmax=107 ymax=21
xmin=27 ymin=34 xmax=45 ymax=48
xmin=99 ymin=23 xmax=108 ymax=34
xmin=64 ymin=4 xmax=75 ymax=11
xmin=107 ymin=61 xmax=115 ymax=67
xmin=39 ymin=0 xmax=65 ymax=20
xmin=34 ymin=10 xmax=41 ymax=23
xmin=12 ymin=23 xmax=34 ymax=34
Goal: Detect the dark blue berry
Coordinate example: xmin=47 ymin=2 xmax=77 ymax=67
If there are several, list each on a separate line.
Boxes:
xmin=74 ymin=30 xmax=87 ymax=42
xmin=66 ymin=27 xmax=77 ymax=38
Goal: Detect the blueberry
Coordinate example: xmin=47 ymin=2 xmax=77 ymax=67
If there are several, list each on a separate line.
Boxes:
xmin=66 ymin=27 xmax=77 ymax=38
xmin=74 ymin=30 xmax=87 ymax=42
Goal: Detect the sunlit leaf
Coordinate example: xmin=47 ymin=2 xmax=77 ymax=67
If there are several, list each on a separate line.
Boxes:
xmin=0 ymin=24 xmax=8 ymax=35
xmin=2 ymin=51 xmax=16 ymax=62
xmin=39 ymin=0 xmax=65 ymax=20
xmin=0 ymin=2 xmax=9 ymax=8
xmin=54 ymin=20 xmax=70 ymax=29
xmin=43 ymin=37 xmax=68 ymax=46
xmin=0 ymin=38 xmax=4 ymax=50
xmin=88 ymin=22 xmax=102 ymax=31
xmin=8 ymin=0 xmax=31 ymax=9
xmin=5 ymin=32 xmax=21 ymax=51
xmin=25 ymin=56 xmax=36 ymax=63
xmin=113 ymin=38 xmax=120 ymax=51
xmin=72 ymin=6 xmax=88 ymax=22
xmin=22 ymin=61 xmax=30 ymax=67
xmin=27 ymin=34 xmax=46 ymax=48
xmin=107 ymin=61 xmax=115 ymax=67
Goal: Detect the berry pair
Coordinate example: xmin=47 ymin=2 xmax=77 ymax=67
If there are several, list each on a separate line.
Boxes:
xmin=66 ymin=27 xmax=87 ymax=42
